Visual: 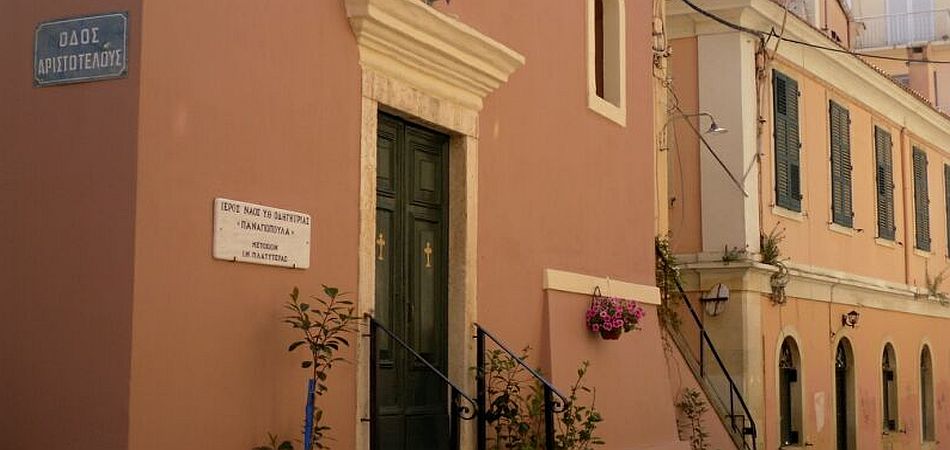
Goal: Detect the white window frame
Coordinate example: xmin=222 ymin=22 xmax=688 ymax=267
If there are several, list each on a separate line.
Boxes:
xmin=586 ymin=0 xmax=626 ymax=126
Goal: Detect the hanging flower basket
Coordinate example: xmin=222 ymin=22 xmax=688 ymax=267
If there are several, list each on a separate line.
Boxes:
xmin=585 ymin=287 xmax=645 ymax=341
xmin=600 ymin=327 xmax=623 ymax=340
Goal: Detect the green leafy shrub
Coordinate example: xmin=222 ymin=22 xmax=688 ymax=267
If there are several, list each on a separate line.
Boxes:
xmin=479 ymin=348 xmax=604 ymax=450
xmin=254 ymin=286 xmax=359 ymax=450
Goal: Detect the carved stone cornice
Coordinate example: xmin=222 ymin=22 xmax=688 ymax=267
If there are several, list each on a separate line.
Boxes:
xmin=344 ymin=0 xmax=525 ymax=111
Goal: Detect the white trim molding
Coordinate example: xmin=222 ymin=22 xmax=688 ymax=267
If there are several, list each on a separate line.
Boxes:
xmin=344 ymin=0 xmax=525 ymax=111
xmin=667 ymin=0 xmax=950 ymax=156
xmin=674 ymin=258 xmax=950 ymax=319
xmin=543 ymin=268 xmax=661 ymax=305
xmin=586 ymin=0 xmax=627 ymax=125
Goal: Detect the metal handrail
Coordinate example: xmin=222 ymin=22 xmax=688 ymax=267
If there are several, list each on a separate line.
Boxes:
xmin=366 ymin=314 xmax=477 ymax=449
xmin=474 ymin=324 xmax=569 ymax=450
xmin=656 ymin=247 xmax=758 ymax=450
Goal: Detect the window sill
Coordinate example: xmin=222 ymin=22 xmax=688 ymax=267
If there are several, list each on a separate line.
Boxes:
xmin=875 ymin=238 xmax=897 ymax=248
xmin=587 ymin=94 xmax=626 ymax=126
xmin=828 ymin=223 xmax=855 ymax=236
xmin=772 ymin=205 xmax=805 ymax=222
xmin=915 ymin=248 xmax=934 ymax=258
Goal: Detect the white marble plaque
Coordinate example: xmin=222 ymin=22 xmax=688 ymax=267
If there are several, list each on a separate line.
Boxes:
xmin=213 ymin=198 xmax=311 ymax=269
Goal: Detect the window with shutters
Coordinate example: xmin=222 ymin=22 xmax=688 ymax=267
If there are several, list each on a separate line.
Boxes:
xmin=586 ymin=0 xmax=625 ymax=125
xmin=779 ymin=337 xmax=803 ymax=446
xmin=921 ymin=345 xmax=935 ymax=442
xmin=875 ymin=127 xmax=896 ymax=240
xmin=773 ymin=70 xmax=802 ymax=212
xmin=913 ymin=147 xmax=931 ymax=251
xmin=829 ymin=101 xmax=853 ymax=228
xmin=882 ymin=343 xmax=899 ymax=432
xmin=945 ymin=165 xmax=950 ymax=255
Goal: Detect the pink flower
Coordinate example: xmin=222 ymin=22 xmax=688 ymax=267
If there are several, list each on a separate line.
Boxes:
xmin=591 ymin=324 xmax=600 ymax=332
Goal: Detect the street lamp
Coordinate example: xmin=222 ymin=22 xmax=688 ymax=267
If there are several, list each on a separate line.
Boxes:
xmin=842 ymin=310 xmax=860 ymax=328
xmin=663 ymin=111 xmax=728 ymax=136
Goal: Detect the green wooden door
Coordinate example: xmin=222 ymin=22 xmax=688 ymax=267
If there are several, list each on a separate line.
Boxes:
xmin=374 ymin=113 xmax=450 ymax=450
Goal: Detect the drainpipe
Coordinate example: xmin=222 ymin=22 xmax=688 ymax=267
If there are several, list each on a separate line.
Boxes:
xmin=900 ymin=126 xmax=912 ymax=286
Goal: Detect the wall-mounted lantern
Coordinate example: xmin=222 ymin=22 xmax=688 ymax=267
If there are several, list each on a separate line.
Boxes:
xmin=701 ymin=283 xmax=730 ymax=317
xmin=842 ymin=310 xmax=860 ymax=328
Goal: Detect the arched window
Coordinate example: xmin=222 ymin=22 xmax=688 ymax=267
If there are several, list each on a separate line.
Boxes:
xmin=779 ymin=337 xmax=803 ymax=446
xmin=921 ymin=345 xmax=935 ymax=442
xmin=835 ymin=339 xmax=856 ymax=450
xmin=883 ymin=343 xmax=899 ymax=432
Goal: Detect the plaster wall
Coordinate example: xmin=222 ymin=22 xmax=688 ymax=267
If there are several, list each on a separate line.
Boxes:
xmin=128 ymin=1 xmax=362 ymax=448
xmin=546 ymin=291 xmax=687 ymax=449
xmin=437 ymin=0 xmax=657 ymax=368
xmin=127 ymin=1 xmax=667 ymax=449
xmin=761 ymin=294 xmax=950 ymax=450
xmin=668 ymin=37 xmax=704 ymax=254
xmin=825 ymin=0 xmax=852 ymax=46
xmin=860 ymin=45 xmax=950 ymax=113
xmin=758 ymin=61 xmax=950 ymax=290
xmin=0 ymin=1 xmax=141 ymax=449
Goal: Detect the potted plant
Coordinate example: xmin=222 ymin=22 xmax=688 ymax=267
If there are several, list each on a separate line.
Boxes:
xmin=585 ymin=289 xmax=645 ymax=340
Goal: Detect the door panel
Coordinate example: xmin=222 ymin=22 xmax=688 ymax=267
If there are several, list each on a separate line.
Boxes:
xmin=374 ymin=113 xmax=449 ymax=450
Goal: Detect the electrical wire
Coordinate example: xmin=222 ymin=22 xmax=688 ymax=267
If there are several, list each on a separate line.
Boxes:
xmin=678 ymin=0 xmax=950 ymax=64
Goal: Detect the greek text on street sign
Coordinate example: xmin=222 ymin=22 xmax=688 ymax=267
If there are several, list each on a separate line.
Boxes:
xmin=34 ymin=13 xmax=128 ymax=86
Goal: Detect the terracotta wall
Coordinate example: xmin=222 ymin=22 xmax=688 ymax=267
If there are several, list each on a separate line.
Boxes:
xmin=668 ymin=37 xmax=704 ymax=254
xmin=759 ymin=61 xmax=950 ymax=289
xmin=436 ymin=1 xmax=670 ymax=447
xmin=438 ymin=0 xmax=657 ymax=355
xmin=761 ymin=294 xmax=950 ymax=450
xmin=128 ymin=1 xmax=362 ymax=448
xmin=0 ymin=1 xmax=141 ymax=449
xmin=5 ymin=0 xmax=669 ymax=448
xmin=825 ymin=0 xmax=852 ymax=46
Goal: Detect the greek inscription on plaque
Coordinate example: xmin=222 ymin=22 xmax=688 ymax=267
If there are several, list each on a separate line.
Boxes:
xmin=213 ymin=198 xmax=311 ymax=269
xmin=34 ymin=13 xmax=128 ymax=86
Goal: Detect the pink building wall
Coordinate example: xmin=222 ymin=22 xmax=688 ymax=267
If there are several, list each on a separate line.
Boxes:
xmin=2 ymin=1 xmax=681 ymax=449
xmin=0 ymin=1 xmax=142 ymax=449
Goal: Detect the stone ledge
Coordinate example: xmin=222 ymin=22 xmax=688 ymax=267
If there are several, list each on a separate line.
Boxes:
xmin=345 ymin=0 xmax=525 ymax=111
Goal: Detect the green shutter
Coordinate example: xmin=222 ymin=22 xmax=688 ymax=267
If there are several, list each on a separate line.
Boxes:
xmin=829 ymin=101 xmax=853 ymax=227
xmin=913 ymin=147 xmax=931 ymax=251
xmin=874 ymin=127 xmax=896 ymax=240
xmin=945 ymin=164 xmax=950 ymax=255
xmin=774 ymin=70 xmax=801 ymax=212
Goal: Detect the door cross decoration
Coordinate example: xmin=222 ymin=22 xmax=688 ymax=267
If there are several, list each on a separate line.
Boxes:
xmin=424 ymin=242 xmax=433 ymax=268
xmin=376 ymin=233 xmax=386 ymax=261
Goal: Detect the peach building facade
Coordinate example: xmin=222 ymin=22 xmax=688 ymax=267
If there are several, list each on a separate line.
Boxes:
xmin=668 ymin=0 xmax=950 ymax=449
xmin=0 ymin=1 xmax=698 ymax=450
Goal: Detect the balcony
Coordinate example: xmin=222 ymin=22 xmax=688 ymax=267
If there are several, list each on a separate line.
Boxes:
xmin=855 ymin=9 xmax=950 ymax=49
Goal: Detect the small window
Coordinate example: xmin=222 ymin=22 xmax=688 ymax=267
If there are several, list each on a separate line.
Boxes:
xmin=875 ymin=127 xmax=896 ymax=240
xmin=773 ymin=70 xmax=802 ymax=212
xmin=587 ymin=0 xmax=625 ymax=125
xmin=912 ymin=147 xmax=931 ymax=251
xmin=883 ymin=344 xmax=899 ymax=432
xmin=921 ymin=346 xmax=935 ymax=442
xmin=829 ymin=101 xmax=853 ymax=227
xmin=779 ymin=337 xmax=803 ymax=446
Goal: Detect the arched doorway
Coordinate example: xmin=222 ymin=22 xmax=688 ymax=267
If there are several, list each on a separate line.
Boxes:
xmin=921 ymin=345 xmax=935 ymax=443
xmin=835 ymin=338 xmax=855 ymax=450
xmin=779 ymin=337 xmax=803 ymax=447
xmin=882 ymin=343 xmax=899 ymax=432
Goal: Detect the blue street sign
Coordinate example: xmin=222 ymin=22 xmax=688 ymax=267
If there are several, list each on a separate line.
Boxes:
xmin=34 ymin=12 xmax=128 ymax=87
